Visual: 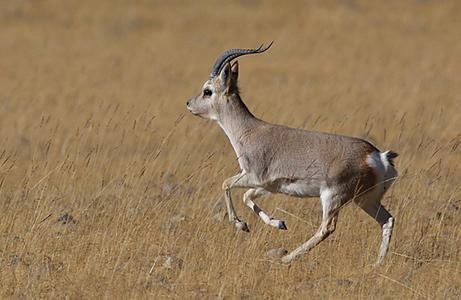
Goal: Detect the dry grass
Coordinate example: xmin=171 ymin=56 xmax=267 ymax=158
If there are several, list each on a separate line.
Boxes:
xmin=1 ymin=0 xmax=460 ymax=299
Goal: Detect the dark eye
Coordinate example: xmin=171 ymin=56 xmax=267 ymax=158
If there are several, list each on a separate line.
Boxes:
xmin=203 ymin=89 xmax=212 ymax=97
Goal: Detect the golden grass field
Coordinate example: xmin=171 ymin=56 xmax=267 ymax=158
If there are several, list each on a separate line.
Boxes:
xmin=1 ymin=1 xmax=460 ymax=299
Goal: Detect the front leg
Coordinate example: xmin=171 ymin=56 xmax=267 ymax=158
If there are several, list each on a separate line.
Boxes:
xmin=243 ymin=188 xmax=287 ymax=230
xmin=222 ymin=172 xmax=252 ymax=232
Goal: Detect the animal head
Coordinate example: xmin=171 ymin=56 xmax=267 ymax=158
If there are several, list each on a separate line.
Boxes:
xmin=186 ymin=42 xmax=273 ymax=121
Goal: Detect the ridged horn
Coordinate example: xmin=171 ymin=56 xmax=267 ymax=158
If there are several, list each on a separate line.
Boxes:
xmin=210 ymin=41 xmax=273 ymax=78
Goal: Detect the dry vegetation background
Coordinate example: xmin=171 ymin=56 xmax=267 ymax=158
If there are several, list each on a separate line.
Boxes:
xmin=0 ymin=0 xmax=460 ymax=299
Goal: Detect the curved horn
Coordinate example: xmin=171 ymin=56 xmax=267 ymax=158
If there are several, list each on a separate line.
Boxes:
xmin=210 ymin=41 xmax=274 ymax=78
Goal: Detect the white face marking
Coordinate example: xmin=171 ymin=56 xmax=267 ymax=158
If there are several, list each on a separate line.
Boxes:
xmin=186 ymin=80 xmax=219 ymax=120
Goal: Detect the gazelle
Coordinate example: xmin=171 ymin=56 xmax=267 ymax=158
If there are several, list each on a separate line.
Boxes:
xmin=186 ymin=43 xmax=398 ymax=265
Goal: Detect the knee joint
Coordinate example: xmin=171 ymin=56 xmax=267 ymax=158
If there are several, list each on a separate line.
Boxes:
xmin=222 ymin=181 xmax=230 ymax=191
xmin=243 ymin=190 xmax=255 ymax=203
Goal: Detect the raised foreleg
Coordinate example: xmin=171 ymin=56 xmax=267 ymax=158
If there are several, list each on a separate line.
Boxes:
xmin=243 ymin=188 xmax=287 ymax=230
xmin=222 ymin=172 xmax=259 ymax=232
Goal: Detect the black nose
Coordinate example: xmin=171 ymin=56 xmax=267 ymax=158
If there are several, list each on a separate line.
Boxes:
xmin=186 ymin=101 xmax=190 ymax=106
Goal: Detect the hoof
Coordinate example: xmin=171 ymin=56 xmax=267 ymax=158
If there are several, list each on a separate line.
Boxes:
xmin=235 ymin=221 xmax=249 ymax=232
xmin=270 ymin=219 xmax=287 ymax=230
xmin=278 ymin=220 xmax=287 ymax=230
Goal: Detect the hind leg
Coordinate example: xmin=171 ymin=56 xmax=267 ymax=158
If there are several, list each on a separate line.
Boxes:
xmin=356 ymin=191 xmax=394 ymax=265
xmin=281 ymin=187 xmax=347 ymax=264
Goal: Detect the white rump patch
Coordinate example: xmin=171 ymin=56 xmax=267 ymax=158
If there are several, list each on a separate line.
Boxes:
xmin=367 ymin=151 xmax=397 ymax=193
xmin=367 ymin=151 xmax=385 ymax=173
xmin=380 ymin=151 xmax=393 ymax=170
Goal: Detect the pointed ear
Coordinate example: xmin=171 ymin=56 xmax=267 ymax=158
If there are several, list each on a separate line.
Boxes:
xmin=231 ymin=61 xmax=239 ymax=81
xmin=218 ymin=62 xmax=239 ymax=93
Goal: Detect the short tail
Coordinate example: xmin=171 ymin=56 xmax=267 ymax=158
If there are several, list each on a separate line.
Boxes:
xmin=383 ymin=150 xmax=398 ymax=167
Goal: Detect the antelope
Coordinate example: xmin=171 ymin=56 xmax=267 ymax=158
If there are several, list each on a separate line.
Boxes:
xmin=186 ymin=43 xmax=398 ymax=265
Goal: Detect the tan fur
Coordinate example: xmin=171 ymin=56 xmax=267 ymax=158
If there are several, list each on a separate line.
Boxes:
xmin=186 ymin=52 xmax=398 ymax=265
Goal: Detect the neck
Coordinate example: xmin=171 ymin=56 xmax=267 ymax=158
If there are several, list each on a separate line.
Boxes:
xmin=217 ymin=94 xmax=260 ymax=156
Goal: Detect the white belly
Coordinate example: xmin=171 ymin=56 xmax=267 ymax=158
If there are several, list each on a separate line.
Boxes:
xmin=278 ymin=179 xmax=321 ymax=198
